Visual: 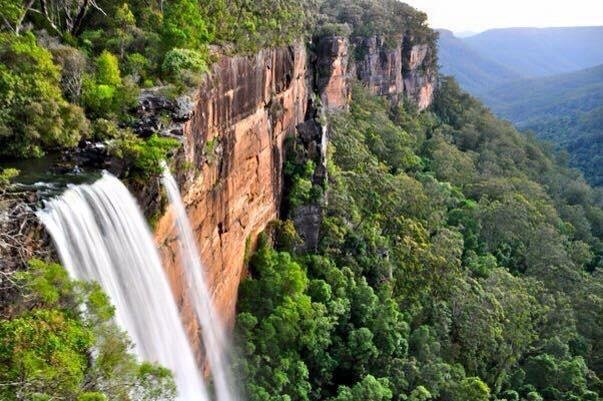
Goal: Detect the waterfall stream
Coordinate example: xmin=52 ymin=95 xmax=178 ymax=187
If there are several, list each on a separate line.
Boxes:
xmin=161 ymin=165 xmax=239 ymax=401
xmin=36 ymin=172 xmax=209 ymax=401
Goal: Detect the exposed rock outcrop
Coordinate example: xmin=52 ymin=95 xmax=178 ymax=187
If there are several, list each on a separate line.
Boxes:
xmin=351 ymin=34 xmax=436 ymax=110
xmin=403 ymin=39 xmax=437 ymax=110
xmin=153 ymin=33 xmax=437 ymax=334
xmin=353 ymin=35 xmax=404 ymax=99
xmin=155 ymin=44 xmax=310 ymax=335
xmin=315 ymin=36 xmax=352 ymax=111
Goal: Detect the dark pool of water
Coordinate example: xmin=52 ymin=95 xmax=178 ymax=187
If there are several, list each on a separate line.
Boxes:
xmin=1 ymin=153 xmax=102 ymax=199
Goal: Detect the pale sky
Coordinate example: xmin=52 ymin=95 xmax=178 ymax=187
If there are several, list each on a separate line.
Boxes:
xmin=403 ymin=0 xmax=603 ymax=33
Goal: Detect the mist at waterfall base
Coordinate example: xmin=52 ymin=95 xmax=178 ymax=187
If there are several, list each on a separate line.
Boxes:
xmin=161 ymin=165 xmax=240 ymax=401
xmin=36 ymin=172 xmax=210 ymax=401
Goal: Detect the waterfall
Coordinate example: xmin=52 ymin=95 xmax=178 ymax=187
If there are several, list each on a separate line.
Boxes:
xmin=36 ymin=172 xmax=209 ymax=401
xmin=161 ymin=165 xmax=239 ymax=401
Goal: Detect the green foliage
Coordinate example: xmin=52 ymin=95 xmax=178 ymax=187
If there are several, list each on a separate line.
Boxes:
xmin=161 ymin=47 xmax=208 ymax=87
xmin=287 ymin=160 xmax=316 ymax=209
xmin=96 ymin=50 xmax=122 ymax=86
xmin=449 ymin=377 xmax=490 ymax=401
xmin=0 ymin=259 xmax=175 ymax=401
xmin=320 ymin=0 xmax=432 ymax=40
xmin=161 ymin=0 xmax=211 ymax=50
xmin=315 ymin=23 xmax=352 ymax=38
xmin=237 ymin=81 xmax=602 ymax=401
xmin=0 ymin=167 xmax=19 ymax=189
xmin=110 ymin=133 xmax=179 ymax=177
xmin=0 ymin=33 xmax=89 ymax=158
xmin=82 ymin=51 xmax=139 ymax=117
xmin=204 ymin=0 xmax=317 ymax=54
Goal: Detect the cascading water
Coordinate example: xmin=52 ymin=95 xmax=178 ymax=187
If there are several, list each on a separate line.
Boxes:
xmin=36 ymin=172 xmax=209 ymax=401
xmin=161 ymin=165 xmax=239 ymax=401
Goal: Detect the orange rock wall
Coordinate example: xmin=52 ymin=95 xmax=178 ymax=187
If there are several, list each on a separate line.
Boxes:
xmin=153 ymin=36 xmax=436 ymax=348
xmin=316 ymin=36 xmax=352 ymax=111
xmin=155 ymin=44 xmax=309 ymax=342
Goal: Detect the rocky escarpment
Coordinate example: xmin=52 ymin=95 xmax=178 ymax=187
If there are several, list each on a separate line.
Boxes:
xmin=0 ymin=31 xmax=437 ymax=346
xmin=315 ymin=36 xmax=352 ymax=111
xmin=403 ymin=36 xmax=438 ymax=110
xmin=154 ymin=44 xmax=311 ymax=342
xmin=353 ymin=36 xmax=404 ymax=99
xmin=352 ymin=34 xmax=436 ymax=109
xmin=151 ymin=33 xmax=437 ymax=334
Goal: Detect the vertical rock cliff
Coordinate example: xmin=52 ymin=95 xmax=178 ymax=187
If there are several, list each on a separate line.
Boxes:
xmin=402 ymin=35 xmax=437 ymax=110
xmin=155 ymin=44 xmax=310 ymax=336
xmin=353 ymin=36 xmax=404 ymax=98
xmin=152 ymin=34 xmax=437 ymax=335
xmin=315 ymin=36 xmax=352 ymax=111
xmin=352 ymin=34 xmax=436 ymax=109
xmin=92 ymin=30 xmax=437 ymax=357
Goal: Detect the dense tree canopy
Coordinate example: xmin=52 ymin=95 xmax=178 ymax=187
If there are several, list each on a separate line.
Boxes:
xmin=0 ymin=0 xmax=600 ymax=400
xmin=235 ymin=81 xmax=602 ymax=401
xmin=0 ymin=259 xmax=175 ymax=401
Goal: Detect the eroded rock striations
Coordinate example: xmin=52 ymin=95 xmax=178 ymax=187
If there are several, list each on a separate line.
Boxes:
xmin=153 ymin=34 xmax=437 ymax=334
xmin=155 ymin=44 xmax=311 ymax=338
xmin=353 ymin=35 xmax=404 ymax=99
xmin=0 ymin=32 xmax=437 ymax=352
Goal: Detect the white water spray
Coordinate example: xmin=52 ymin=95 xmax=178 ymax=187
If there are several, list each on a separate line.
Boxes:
xmin=36 ymin=172 xmax=209 ymax=401
xmin=161 ymin=164 xmax=239 ymax=401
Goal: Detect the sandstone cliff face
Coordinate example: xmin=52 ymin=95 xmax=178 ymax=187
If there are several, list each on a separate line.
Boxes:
xmin=353 ymin=36 xmax=403 ymax=98
xmin=155 ymin=44 xmax=310 ymax=339
xmin=402 ymin=40 xmax=437 ymax=110
xmin=152 ymin=34 xmax=437 ymax=340
xmin=315 ymin=36 xmax=352 ymax=111
xmin=352 ymin=35 xmax=436 ymax=110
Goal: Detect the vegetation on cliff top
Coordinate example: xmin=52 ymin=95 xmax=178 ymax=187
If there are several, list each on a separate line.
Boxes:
xmin=235 ymin=81 xmax=602 ymax=401
xmin=0 ymin=0 xmax=435 ymax=171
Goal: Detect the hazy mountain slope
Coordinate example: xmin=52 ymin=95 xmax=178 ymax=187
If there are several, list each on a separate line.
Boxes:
xmin=463 ymin=26 xmax=603 ymax=77
xmin=482 ymin=64 xmax=603 ymax=124
xmin=437 ymin=29 xmax=521 ymax=93
xmin=482 ymin=65 xmax=603 ymax=186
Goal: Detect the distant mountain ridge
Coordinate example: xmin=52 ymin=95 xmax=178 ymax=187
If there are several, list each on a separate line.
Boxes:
xmin=480 ymin=65 xmax=603 ymax=186
xmin=437 ymin=26 xmax=603 ymax=94
xmin=437 ymin=29 xmax=521 ymax=93
xmin=437 ymin=27 xmax=603 ymax=186
xmin=463 ymin=26 xmax=603 ymax=78
xmin=481 ymin=64 xmax=603 ymax=125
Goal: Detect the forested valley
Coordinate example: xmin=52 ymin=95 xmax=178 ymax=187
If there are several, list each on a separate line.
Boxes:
xmin=0 ymin=1 xmax=601 ymax=401
xmin=236 ymin=79 xmax=602 ymax=401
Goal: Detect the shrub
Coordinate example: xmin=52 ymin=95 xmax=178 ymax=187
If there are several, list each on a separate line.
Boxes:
xmin=91 ymin=118 xmax=121 ymax=141
xmin=0 ymin=33 xmax=88 ymax=157
xmin=49 ymin=44 xmax=87 ymax=102
xmin=315 ymin=22 xmax=352 ymax=38
xmin=82 ymin=53 xmax=139 ymax=117
xmin=110 ymin=132 xmax=179 ymax=176
xmin=83 ymin=80 xmax=116 ymax=116
xmin=162 ymin=47 xmax=208 ymax=86
xmin=96 ymin=50 xmax=122 ymax=86
xmin=125 ymin=52 xmax=151 ymax=83
xmin=0 ymin=168 xmax=19 ymax=190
